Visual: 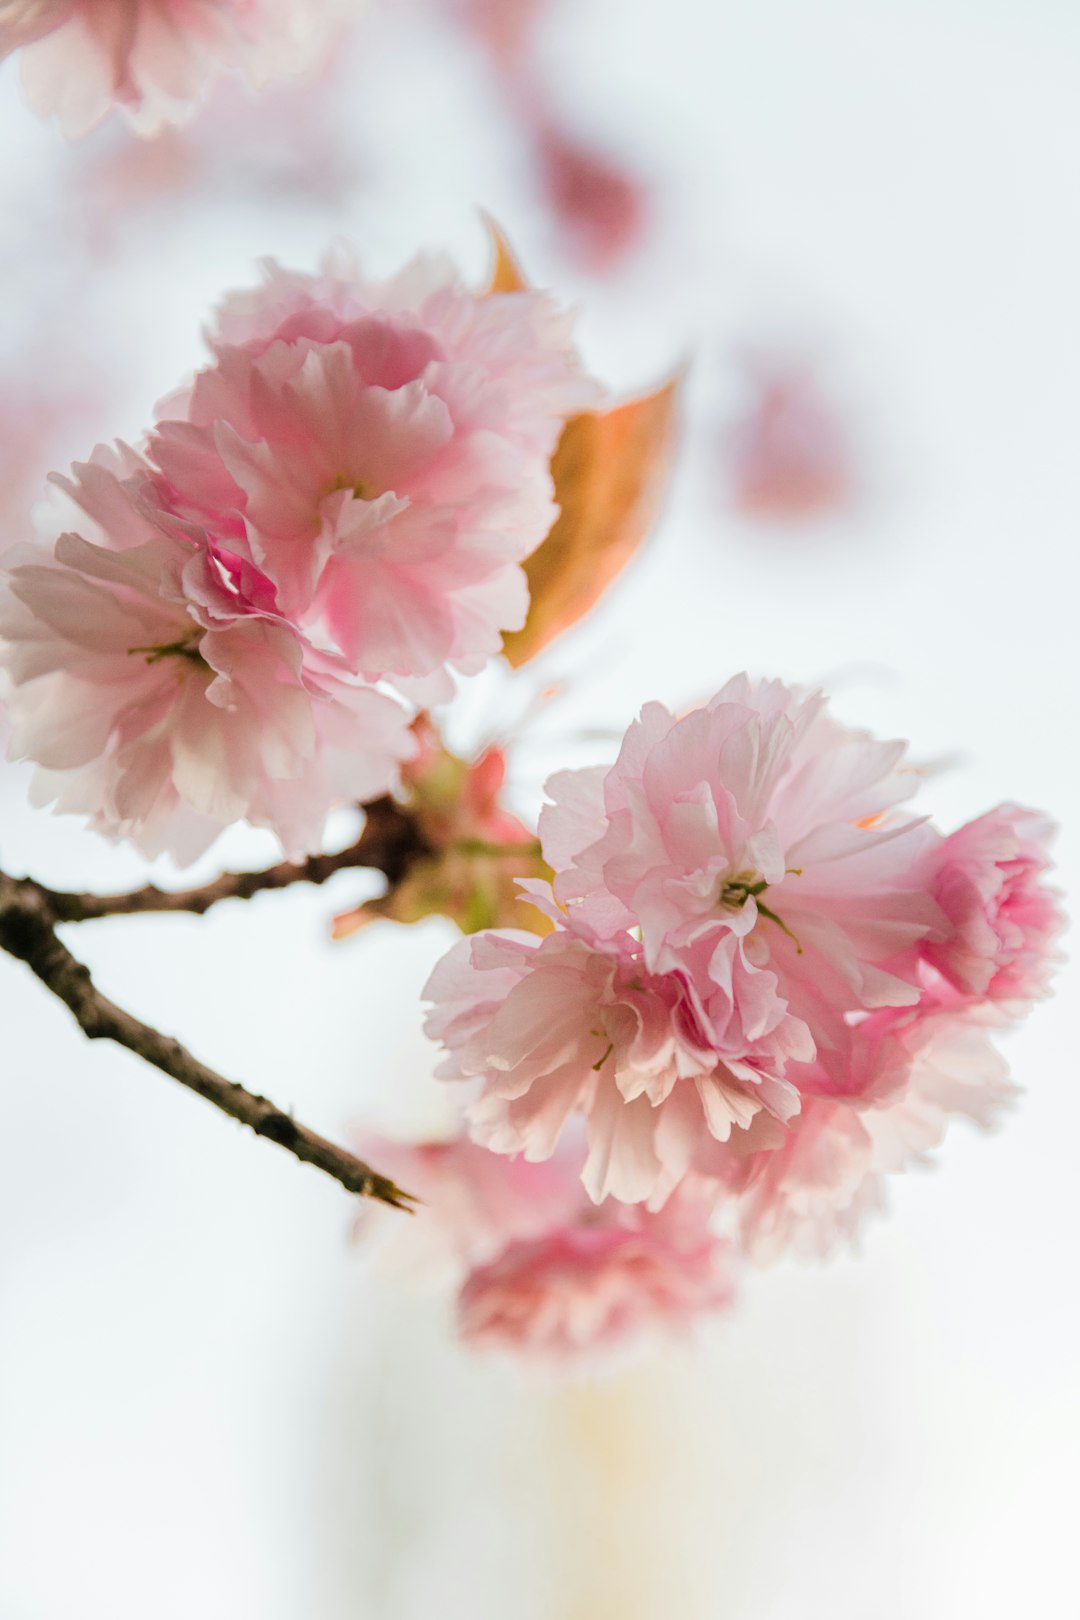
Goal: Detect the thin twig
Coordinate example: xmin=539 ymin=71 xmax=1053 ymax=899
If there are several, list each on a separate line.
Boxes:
xmin=27 ymin=796 xmax=429 ymax=923
xmin=0 ymin=872 xmax=417 ymax=1209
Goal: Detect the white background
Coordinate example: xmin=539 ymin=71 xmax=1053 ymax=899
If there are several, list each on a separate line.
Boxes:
xmin=1 ymin=1 xmax=1077 ymax=1616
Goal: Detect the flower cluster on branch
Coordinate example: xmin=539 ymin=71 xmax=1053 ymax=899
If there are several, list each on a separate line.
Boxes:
xmin=0 ymin=216 xmax=1064 ymax=1367
xmin=424 ymin=676 xmax=1063 ymax=1279
xmin=0 ymin=250 xmax=597 ymax=861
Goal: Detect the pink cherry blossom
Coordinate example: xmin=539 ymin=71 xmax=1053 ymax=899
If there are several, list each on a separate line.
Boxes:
xmin=542 ymin=677 xmax=946 ymax=1073
xmin=0 ymin=0 xmax=350 ymax=139
xmin=457 ymin=1180 xmax=735 ymax=1363
xmin=923 ymin=804 xmax=1064 ymax=1012
xmin=358 ymin=1127 xmax=735 ymax=1363
xmin=424 ymin=909 xmax=805 ymax=1208
xmin=728 ymin=999 xmax=1016 ymax=1259
xmin=0 ymin=446 xmax=414 ymax=861
xmin=0 ymin=245 xmax=599 ymax=859
xmin=725 ymin=362 xmax=852 ymax=520
xmin=529 ymin=118 xmax=648 ymax=272
xmin=354 ymin=1130 xmax=584 ymax=1278
xmin=425 ymin=675 xmax=1061 ymax=1219
xmin=147 ymin=252 xmax=600 ymax=687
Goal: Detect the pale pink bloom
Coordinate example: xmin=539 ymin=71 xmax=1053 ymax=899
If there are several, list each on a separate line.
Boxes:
xmin=0 ymin=0 xmax=351 ymax=138
xmin=541 ymin=676 xmax=946 ymax=1087
xmin=530 ymin=119 xmax=647 ymax=272
xmin=148 ymin=252 xmax=599 ymax=687
xmin=0 ymin=383 xmax=99 ymax=535
xmin=458 ymin=1179 xmax=735 ymax=1363
xmin=729 ymin=999 xmax=1017 ymax=1259
xmin=426 ymin=675 xmax=1061 ymax=1219
xmin=354 ymin=1130 xmax=584 ymax=1278
xmin=452 ymin=0 xmax=544 ymax=71
xmin=424 ymin=908 xmax=806 ymax=1208
xmin=726 ymin=363 xmax=852 ymax=520
xmin=924 ymin=804 xmax=1064 ymax=1011
xmin=359 ymin=1126 xmax=734 ymax=1362
xmin=0 ymin=447 xmax=413 ymax=861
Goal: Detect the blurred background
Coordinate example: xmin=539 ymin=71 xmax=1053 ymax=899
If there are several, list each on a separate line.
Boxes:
xmin=1 ymin=1 xmax=1078 ymax=1615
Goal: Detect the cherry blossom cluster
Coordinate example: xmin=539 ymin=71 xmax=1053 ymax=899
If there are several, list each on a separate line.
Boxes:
xmin=425 ymin=675 xmax=1063 ymax=1268
xmin=360 ymin=1131 xmax=735 ymax=1363
xmin=0 ymin=251 xmax=598 ymax=860
xmin=0 ymin=0 xmax=353 ymax=138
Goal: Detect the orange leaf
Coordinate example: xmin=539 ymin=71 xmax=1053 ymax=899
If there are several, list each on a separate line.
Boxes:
xmin=482 ymin=213 xmax=528 ymax=294
xmin=502 ymin=376 xmax=680 ymax=667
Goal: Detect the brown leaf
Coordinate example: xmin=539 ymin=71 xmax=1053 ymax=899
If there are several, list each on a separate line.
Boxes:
xmin=502 ymin=376 xmax=681 ymax=667
xmin=482 ymin=213 xmax=529 ymax=294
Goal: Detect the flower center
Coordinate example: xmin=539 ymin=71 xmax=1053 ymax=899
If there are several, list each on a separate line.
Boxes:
xmin=718 ymin=868 xmax=804 ymax=953
xmin=718 ymin=871 xmax=769 ymax=909
xmin=127 ymin=632 xmax=207 ymax=668
xmin=330 ymin=473 xmax=372 ymax=501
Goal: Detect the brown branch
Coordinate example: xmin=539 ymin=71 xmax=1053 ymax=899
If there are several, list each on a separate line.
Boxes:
xmin=0 ymin=872 xmax=417 ymax=1210
xmin=28 ymin=796 xmax=430 ymax=923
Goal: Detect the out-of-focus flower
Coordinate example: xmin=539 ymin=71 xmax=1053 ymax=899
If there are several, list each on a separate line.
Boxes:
xmin=0 ymin=0 xmax=353 ymax=138
xmin=442 ymin=0 xmax=649 ymax=272
xmin=150 ymin=251 xmax=601 ymax=689
xmin=451 ymin=0 xmax=544 ymax=71
xmin=530 ymin=119 xmax=648 ymax=273
xmin=333 ymin=718 xmax=551 ymax=938
xmin=0 ymin=382 xmax=100 ymax=536
xmin=355 ymin=1129 xmax=583 ymax=1278
xmin=725 ymin=363 xmax=852 ymax=520
xmin=425 ymin=674 xmax=1061 ymax=1245
xmin=458 ymin=1179 xmax=735 ymax=1362
xmin=357 ymin=1127 xmax=735 ymax=1363
xmin=924 ymin=804 xmax=1064 ymax=1012
xmin=0 ymin=447 xmax=414 ymax=861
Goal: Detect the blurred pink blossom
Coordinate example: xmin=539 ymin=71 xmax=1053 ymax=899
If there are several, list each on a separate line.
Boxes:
xmin=458 ymin=1180 xmax=735 ymax=1362
xmin=726 ymin=363 xmax=852 ymax=520
xmin=529 ymin=119 xmax=648 ymax=273
xmin=356 ymin=1131 xmax=584 ymax=1277
xmin=0 ymin=0 xmax=352 ymax=138
xmin=444 ymin=0 xmax=648 ymax=271
xmin=451 ymin=0 xmax=543 ymax=70
xmin=0 ymin=384 xmax=101 ymax=536
xmin=359 ymin=1129 xmax=735 ymax=1363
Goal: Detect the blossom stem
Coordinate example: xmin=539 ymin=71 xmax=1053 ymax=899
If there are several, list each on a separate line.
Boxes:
xmin=26 ymin=797 xmax=429 ymax=923
xmin=0 ymin=870 xmax=417 ymax=1210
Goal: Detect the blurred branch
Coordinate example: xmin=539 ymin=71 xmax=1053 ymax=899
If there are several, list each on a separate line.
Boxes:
xmin=0 ymin=870 xmax=417 ymax=1210
xmin=26 ymin=796 xmax=429 ymax=922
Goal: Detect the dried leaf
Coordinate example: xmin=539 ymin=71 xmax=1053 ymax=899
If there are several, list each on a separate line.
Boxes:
xmin=502 ymin=377 xmax=680 ymax=667
xmin=482 ymin=213 xmax=529 ymax=294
